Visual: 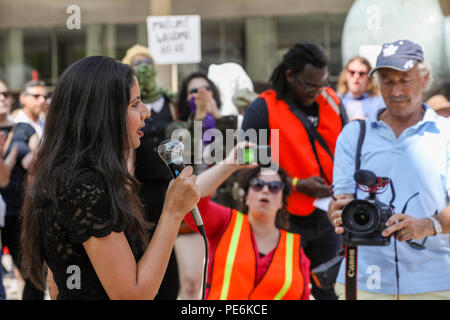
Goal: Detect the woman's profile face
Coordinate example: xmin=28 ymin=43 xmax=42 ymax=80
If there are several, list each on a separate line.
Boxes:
xmin=127 ymin=77 xmax=150 ymax=149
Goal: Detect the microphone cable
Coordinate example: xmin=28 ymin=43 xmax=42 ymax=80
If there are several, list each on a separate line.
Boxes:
xmin=197 ymin=224 xmax=209 ymax=300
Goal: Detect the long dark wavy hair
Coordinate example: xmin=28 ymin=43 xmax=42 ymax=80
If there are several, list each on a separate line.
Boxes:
xmin=236 ymin=166 xmax=291 ymax=230
xmin=176 ymin=71 xmax=221 ymax=121
xmin=20 ymin=56 xmax=151 ymax=290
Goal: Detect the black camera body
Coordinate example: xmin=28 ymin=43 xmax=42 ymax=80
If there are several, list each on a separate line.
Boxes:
xmin=341 ymin=170 xmax=395 ymax=246
xmin=342 ymin=197 xmax=392 ymax=246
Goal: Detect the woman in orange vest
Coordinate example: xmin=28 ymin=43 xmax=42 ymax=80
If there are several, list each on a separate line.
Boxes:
xmin=184 ymin=143 xmax=311 ymax=300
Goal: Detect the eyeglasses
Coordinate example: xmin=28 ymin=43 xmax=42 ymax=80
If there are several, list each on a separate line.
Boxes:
xmin=249 ymin=178 xmax=285 ymax=194
xmin=133 ymin=57 xmax=154 ymax=67
xmin=296 ymin=74 xmax=328 ymax=93
xmin=188 ymin=86 xmax=212 ymax=95
xmin=348 ymin=70 xmax=368 ymax=77
xmin=28 ymin=93 xmax=48 ymax=100
xmin=0 ymin=91 xmax=11 ymax=98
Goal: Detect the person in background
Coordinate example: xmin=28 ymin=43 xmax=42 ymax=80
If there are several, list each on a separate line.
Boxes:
xmin=242 ymin=43 xmax=346 ymax=300
xmin=122 ymin=44 xmax=180 ymax=300
xmin=337 ymin=56 xmax=385 ymax=121
xmin=184 ymin=142 xmax=311 ymax=300
xmin=0 ymin=78 xmax=41 ymax=300
xmin=426 ymin=94 xmax=450 ymax=117
xmin=0 ymin=79 xmax=19 ymax=300
xmin=14 ymin=80 xmax=48 ymax=139
xmin=20 ymin=56 xmax=200 ymax=300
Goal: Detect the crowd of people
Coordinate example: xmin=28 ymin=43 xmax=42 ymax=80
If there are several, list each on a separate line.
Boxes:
xmin=0 ymin=38 xmax=449 ymax=300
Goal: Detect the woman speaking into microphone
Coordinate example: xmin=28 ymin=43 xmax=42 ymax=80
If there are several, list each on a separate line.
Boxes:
xmin=20 ymin=56 xmax=200 ymax=300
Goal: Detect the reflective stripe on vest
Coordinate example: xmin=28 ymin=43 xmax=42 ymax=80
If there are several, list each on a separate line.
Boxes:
xmin=220 ymin=211 xmax=244 ymax=300
xmin=274 ymin=232 xmax=294 ymax=300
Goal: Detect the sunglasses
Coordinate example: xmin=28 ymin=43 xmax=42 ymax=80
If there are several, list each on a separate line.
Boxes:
xmin=348 ymin=70 xmax=368 ymax=77
xmin=28 ymin=93 xmax=48 ymax=100
xmin=188 ymin=86 xmax=212 ymax=95
xmin=133 ymin=57 xmax=154 ymax=67
xmin=0 ymin=91 xmax=11 ymax=98
xmin=249 ymin=178 xmax=285 ymax=194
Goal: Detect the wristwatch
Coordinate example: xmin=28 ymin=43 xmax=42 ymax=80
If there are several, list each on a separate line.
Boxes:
xmin=428 ymin=216 xmax=443 ymax=235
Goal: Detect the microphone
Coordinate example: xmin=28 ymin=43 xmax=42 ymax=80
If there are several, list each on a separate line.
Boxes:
xmin=354 ymin=169 xmax=378 ymax=187
xmin=157 ymin=139 xmax=205 ymax=233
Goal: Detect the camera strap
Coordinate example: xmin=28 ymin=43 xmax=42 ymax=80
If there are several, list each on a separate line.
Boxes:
xmin=345 ymin=119 xmax=366 ymax=300
xmin=285 ymin=98 xmax=333 ymax=185
xmin=345 ymin=245 xmax=358 ymax=300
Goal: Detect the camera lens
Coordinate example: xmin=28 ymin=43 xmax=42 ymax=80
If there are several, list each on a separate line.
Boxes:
xmin=354 ymin=209 xmax=370 ymax=226
xmin=342 ymin=200 xmax=380 ymax=235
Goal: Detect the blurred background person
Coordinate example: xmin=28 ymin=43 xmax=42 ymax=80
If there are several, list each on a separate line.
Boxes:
xmin=122 ymin=44 xmax=180 ymax=300
xmin=426 ymin=94 xmax=450 ymax=117
xmin=0 ymin=78 xmax=41 ymax=300
xmin=337 ymin=56 xmax=384 ymax=121
xmin=184 ymin=143 xmax=311 ymax=300
xmin=14 ymin=80 xmax=48 ymax=139
xmin=0 ymin=79 xmax=19 ymax=300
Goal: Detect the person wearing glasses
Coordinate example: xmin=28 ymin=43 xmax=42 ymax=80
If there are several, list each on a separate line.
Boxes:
xmin=15 ymin=80 xmax=48 ymax=139
xmin=177 ymin=71 xmax=221 ymax=139
xmin=183 ymin=142 xmax=311 ymax=300
xmin=0 ymin=78 xmax=19 ymax=300
xmin=329 ymin=40 xmax=450 ymax=299
xmin=241 ymin=43 xmax=347 ymax=300
xmin=0 ymin=79 xmax=42 ymax=299
xmin=336 ymin=56 xmax=385 ymax=121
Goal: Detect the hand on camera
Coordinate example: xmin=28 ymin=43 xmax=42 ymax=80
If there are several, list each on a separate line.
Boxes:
xmin=164 ymin=166 xmax=200 ymax=221
xmin=296 ymin=176 xmax=331 ymax=198
xmin=328 ymin=195 xmax=354 ymax=234
xmin=382 ymin=214 xmax=435 ymax=241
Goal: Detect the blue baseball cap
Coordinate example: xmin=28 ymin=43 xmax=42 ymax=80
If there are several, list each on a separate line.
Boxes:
xmin=369 ymin=40 xmax=424 ymax=77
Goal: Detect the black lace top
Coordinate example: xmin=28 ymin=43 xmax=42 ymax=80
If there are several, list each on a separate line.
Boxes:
xmin=40 ymin=169 xmax=142 ymax=300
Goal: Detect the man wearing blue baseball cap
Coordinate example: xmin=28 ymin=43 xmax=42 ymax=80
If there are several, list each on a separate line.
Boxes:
xmin=328 ymin=40 xmax=450 ymax=299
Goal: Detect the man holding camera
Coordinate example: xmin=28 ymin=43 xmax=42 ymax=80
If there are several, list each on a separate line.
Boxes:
xmin=329 ymin=40 xmax=450 ymax=299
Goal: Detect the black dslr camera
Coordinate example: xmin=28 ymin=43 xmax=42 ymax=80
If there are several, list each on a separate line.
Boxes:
xmin=341 ymin=170 xmax=395 ymax=246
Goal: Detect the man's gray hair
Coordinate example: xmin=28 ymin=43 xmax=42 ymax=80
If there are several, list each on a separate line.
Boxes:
xmin=372 ymin=61 xmax=433 ymax=92
xmin=23 ymin=80 xmax=47 ymax=93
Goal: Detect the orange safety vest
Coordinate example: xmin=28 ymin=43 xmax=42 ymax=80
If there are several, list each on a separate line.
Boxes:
xmin=262 ymin=88 xmax=343 ymax=216
xmin=207 ymin=210 xmax=305 ymax=300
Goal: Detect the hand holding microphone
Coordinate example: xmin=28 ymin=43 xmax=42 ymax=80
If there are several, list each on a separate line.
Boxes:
xmin=158 ymin=139 xmax=205 ymax=234
xmin=163 ymin=165 xmax=200 ymax=223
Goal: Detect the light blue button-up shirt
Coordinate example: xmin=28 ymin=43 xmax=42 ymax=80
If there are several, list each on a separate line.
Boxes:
xmin=340 ymin=92 xmax=385 ymax=119
xmin=333 ymin=104 xmax=450 ymax=294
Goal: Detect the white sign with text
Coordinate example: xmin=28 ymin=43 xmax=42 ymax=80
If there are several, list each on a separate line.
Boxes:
xmin=147 ymin=15 xmax=201 ymax=65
